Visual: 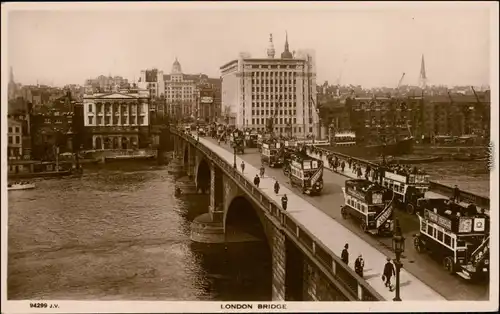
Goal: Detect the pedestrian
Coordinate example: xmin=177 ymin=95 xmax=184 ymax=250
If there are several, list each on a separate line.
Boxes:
xmin=254 ymin=174 xmax=260 ymax=187
xmin=274 ymin=180 xmax=280 ymax=194
xmin=341 ymin=243 xmax=349 ymax=265
xmin=281 ymin=194 xmax=288 ymax=210
xmin=355 ymin=254 xmax=365 ymax=278
xmin=218 ymin=137 xmax=221 ymax=146
xmin=260 ymin=165 xmax=265 ymax=178
xmin=240 ymin=161 xmax=245 ymax=173
xmin=341 ymin=160 xmax=345 ymax=172
xmin=357 ymin=166 xmax=362 ymax=178
xmin=348 ymin=158 xmax=352 ymax=169
xmin=453 ymin=185 xmax=460 ymax=203
xmin=383 ymin=257 xmax=395 ymax=291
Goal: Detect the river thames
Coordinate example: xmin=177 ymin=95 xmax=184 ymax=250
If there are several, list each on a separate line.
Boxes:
xmin=7 ymin=163 xmax=271 ymax=301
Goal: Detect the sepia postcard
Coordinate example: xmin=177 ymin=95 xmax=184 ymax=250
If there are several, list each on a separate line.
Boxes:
xmin=1 ymin=1 xmax=498 ymax=313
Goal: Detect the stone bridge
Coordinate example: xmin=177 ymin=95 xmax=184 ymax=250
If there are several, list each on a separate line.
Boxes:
xmin=169 ymin=129 xmax=383 ymax=302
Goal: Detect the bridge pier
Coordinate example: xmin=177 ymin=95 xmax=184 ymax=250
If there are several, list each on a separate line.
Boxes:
xmin=191 ymin=161 xmax=225 ymax=243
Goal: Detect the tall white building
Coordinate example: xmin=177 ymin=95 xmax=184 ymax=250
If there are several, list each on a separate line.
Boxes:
xmin=139 ymin=59 xmax=218 ymax=121
xmin=220 ymin=33 xmax=319 ymax=138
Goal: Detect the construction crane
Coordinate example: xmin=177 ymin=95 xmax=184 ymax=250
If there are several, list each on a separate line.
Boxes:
xmin=471 ymin=86 xmax=481 ymax=104
xmin=397 ymin=72 xmax=406 ymax=89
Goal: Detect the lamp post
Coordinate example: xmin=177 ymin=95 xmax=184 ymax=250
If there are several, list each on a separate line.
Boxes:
xmin=391 ymin=219 xmax=405 ymax=302
xmin=233 ymin=147 xmax=237 ymax=169
xmin=233 ymin=132 xmax=237 ymax=169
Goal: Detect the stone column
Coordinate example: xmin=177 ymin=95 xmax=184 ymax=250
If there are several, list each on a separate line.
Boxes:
xmin=92 ymin=136 xmax=96 ymax=149
xmin=110 ymin=102 xmax=114 ymax=126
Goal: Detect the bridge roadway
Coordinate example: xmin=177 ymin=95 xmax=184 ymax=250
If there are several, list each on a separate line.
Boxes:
xmin=194 ymin=135 xmax=442 ymax=301
xmin=199 ymin=136 xmax=488 ymax=301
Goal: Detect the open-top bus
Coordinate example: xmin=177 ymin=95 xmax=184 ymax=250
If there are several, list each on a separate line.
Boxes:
xmin=245 ymin=130 xmax=259 ymax=148
xmin=414 ymin=200 xmax=489 ymax=281
xmin=341 ymin=179 xmax=395 ymax=236
xmin=261 ymin=140 xmax=284 ymax=168
xmin=288 ymin=151 xmax=323 ymax=195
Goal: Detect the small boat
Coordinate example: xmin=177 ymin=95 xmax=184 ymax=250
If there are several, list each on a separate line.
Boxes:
xmin=8 ymin=182 xmax=36 ymax=191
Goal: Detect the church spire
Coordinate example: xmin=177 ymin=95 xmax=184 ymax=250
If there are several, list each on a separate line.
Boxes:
xmin=419 ymin=54 xmax=427 ymax=89
xmin=281 ymin=31 xmax=293 ymax=59
xmin=267 ymin=33 xmax=275 ymax=59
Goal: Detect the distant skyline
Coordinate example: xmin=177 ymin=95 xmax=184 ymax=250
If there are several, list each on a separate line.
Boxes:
xmin=5 ymin=2 xmax=495 ymax=88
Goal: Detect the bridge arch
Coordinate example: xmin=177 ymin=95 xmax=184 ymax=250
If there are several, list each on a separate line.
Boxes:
xmin=225 ymin=196 xmax=269 ymax=244
xmin=196 ymin=158 xmax=211 ymax=194
xmin=224 ymin=196 xmax=272 ymax=298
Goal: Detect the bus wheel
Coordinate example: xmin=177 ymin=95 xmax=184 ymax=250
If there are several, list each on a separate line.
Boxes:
xmin=413 ymin=237 xmax=423 ymax=253
xmin=406 ymin=203 xmax=415 ymax=215
xmin=361 ymin=221 xmax=368 ymax=233
xmin=443 ymin=257 xmax=455 ymax=274
xmin=341 ymin=207 xmax=348 ymax=219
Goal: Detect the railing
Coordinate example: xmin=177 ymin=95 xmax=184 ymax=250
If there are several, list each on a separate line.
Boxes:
xmin=172 ymin=127 xmax=384 ymax=301
xmin=310 ymin=146 xmax=490 ymax=211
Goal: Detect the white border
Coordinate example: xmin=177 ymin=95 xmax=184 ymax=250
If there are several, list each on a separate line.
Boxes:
xmin=1 ymin=1 xmax=498 ymax=313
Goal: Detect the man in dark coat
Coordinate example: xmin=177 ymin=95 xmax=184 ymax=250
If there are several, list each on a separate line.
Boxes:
xmin=341 ymin=243 xmax=349 ymax=265
xmin=355 ymin=254 xmax=365 ymax=277
xmin=253 ymin=174 xmax=260 ymax=188
xmin=383 ymin=257 xmax=395 ymax=291
xmin=281 ymin=194 xmax=288 ymax=210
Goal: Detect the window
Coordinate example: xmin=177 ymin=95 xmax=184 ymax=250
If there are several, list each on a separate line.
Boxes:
xmin=88 ymin=116 xmax=93 ymax=124
xmin=138 ymin=116 xmax=145 ymax=125
xmin=444 ymin=234 xmax=451 ymax=246
xmin=88 ymin=104 xmax=93 ymax=112
xmin=8 ymin=136 xmax=12 ymax=144
xmin=8 ymin=127 xmax=12 ymax=133
xmin=427 ymin=225 xmax=434 ymax=237
xmin=15 ymin=136 xmax=20 ymax=144
xmin=105 ymin=117 xmax=110 ymax=125
xmin=437 ymin=230 xmax=444 ymax=242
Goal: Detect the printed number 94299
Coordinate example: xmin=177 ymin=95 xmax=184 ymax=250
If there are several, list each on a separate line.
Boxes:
xmin=30 ymin=303 xmax=48 ymax=308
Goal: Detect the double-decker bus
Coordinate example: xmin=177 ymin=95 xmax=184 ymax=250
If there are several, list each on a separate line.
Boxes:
xmin=287 ymin=152 xmax=324 ymax=195
xmin=341 ymin=179 xmax=395 ymax=236
xmin=230 ymin=129 xmax=245 ymax=154
xmin=382 ymin=169 xmax=430 ymax=215
xmin=413 ymin=200 xmax=489 ymax=281
xmin=261 ymin=140 xmax=283 ymax=168
xmin=245 ymin=130 xmax=259 ymax=148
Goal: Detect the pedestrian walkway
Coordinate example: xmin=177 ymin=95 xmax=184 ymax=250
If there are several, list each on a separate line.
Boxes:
xmin=197 ymin=135 xmax=446 ymax=301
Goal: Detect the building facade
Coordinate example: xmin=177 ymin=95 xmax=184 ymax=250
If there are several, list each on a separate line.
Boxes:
xmin=85 ymin=75 xmax=129 ymax=94
xmin=324 ymin=92 xmax=490 ymax=144
xmin=220 ymin=33 xmax=319 ymax=138
xmin=139 ymin=60 xmax=222 ymax=124
xmin=8 ymin=119 xmax=23 ymax=160
xmin=30 ymin=91 xmax=83 ymax=160
xmin=83 ymin=87 xmax=150 ymax=150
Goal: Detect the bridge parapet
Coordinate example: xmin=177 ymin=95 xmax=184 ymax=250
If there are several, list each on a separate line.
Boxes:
xmin=172 ymin=127 xmax=384 ymax=301
xmin=311 ymin=146 xmax=490 ymax=211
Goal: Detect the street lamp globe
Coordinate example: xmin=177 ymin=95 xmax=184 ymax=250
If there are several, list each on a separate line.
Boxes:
xmin=392 ymin=234 xmax=405 ymax=253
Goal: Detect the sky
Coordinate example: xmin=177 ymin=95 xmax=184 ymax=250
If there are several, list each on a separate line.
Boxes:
xmin=5 ymin=2 xmax=495 ymax=88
